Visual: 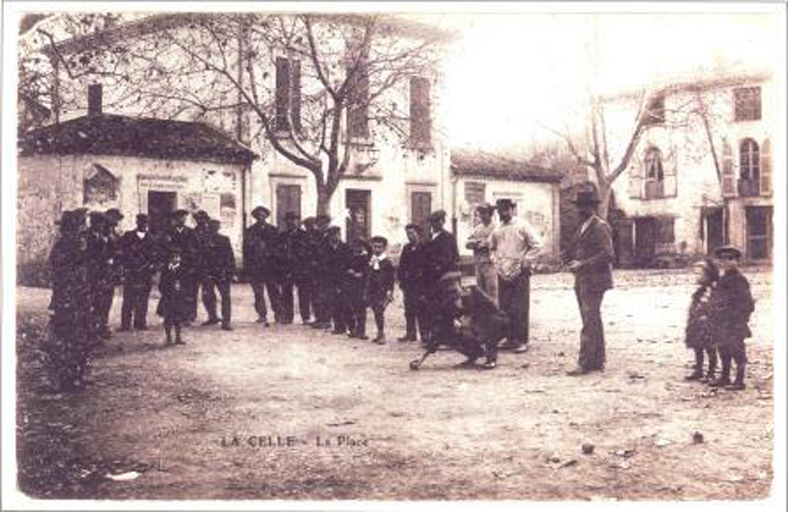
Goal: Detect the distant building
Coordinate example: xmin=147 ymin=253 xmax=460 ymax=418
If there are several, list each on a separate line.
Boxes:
xmin=602 ymin=70 xmax=773 ymax=266
xmin=450 ymin=148 xmax=563 ymax=266
xmin=17 ymin=86 xmax=256 ymax=285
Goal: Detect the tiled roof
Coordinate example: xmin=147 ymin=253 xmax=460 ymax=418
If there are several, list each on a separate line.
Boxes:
xmin=451 ymin=148 xmax=564 ymax=183
xmin=19 ymin=114 xmax=256 ymax=164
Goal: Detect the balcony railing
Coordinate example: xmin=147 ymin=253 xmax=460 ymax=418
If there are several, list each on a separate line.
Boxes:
xmin=738 ymin=179 xmax=761 ymax=197
xmin=644 ymin=180 xmax=665 ymax=199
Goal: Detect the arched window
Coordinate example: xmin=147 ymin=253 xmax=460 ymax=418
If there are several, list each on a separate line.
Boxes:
xmin=644 ymin=147 xmax=664 ymax=182
xmin=739 ymin=138 xmax=760 ymax=181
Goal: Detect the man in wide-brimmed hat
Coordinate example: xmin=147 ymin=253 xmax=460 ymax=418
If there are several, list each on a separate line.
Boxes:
xmin=243 ymin=205 xmax=281 ymax=326
xmin=466 ymin=203 xmax=498 ymax=304
xmin=489 ymin=198 xmax=543 ymax=360
xmin=421 ymin=209 xmax=460 ymax=344
xmin=278 ymin=211 xmax=312 ymax=325
xmin=118 ymin=213 xmax=157 ymax=331
xmin=565 ymin=182 xmax=614 ymax=375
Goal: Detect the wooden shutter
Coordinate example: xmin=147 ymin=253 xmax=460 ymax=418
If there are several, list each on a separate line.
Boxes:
xmin=275 ymin=57 xmax=290 ymax=131
xmin=410 ymin=77 xmax=431 ymax=145
xmin=761 ymin=139 xmax=772 ymax=197
xmin=721 ymin=140 xmax=735 ymax=197
xmin=348 ymin=67 xmax=369 ymax=138
xmin=663 ymin=148 xmax=678 ymax=198
xmin=291 ymin=60 xmax=301 ymax=133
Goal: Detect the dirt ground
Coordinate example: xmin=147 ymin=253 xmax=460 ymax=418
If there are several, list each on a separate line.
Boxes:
xmin=14 ymin=268 xmax=775 ymax=501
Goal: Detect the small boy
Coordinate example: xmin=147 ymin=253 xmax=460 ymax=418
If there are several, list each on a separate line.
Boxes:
xmin=365 ymin=236 xmax=395 ymax=344
xmin=709 ymin=245 xmax=755 ymax=391
xmin=157 ymin=250 xmax=189 ymax=345
xmin=346 ymin=239 xmax=371 ymax=339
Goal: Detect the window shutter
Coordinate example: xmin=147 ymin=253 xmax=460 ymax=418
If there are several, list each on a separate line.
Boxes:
xmin=410 ymin=77 xmax=431 ymax=145
xmin=663 ymin=148 xmax=678 ymax=198
xmin=291 ymin=60 xmax=301 ymax=133
xmin=721 ymin=140 xmax=735 ymax=197
xmin=761 ymin=139 xmax=772 ymax=196
xmin=275 ymin=57 xmax=290 ymax=131
xmin=628 ymin=162 xmax=643 ymax=199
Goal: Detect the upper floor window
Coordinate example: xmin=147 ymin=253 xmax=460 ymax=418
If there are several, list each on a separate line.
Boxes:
xmin=739 ymin=138 xmax=760 ymax=181
xmin=409 ymin=76 xmax=431 ymax=146
xmin=347 ymin=66 xmax=369 ymax=139
xmin=734 ymin=86 xmax=761 ymax=122
xmin=644 ymin=94 xmax=665 ymax=125
xmin=275 ymin=57 xmax=301 ymax=133
xmin=644 ymin=147 xmax=664 ymax=182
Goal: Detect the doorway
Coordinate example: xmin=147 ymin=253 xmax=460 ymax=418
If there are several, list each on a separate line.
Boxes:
xmin=148 ymin=191 xmax=176 ymax=237
xmin=705 ymin=208 xmax=724 ymax=255
xmin=634 ymin=217 xmax=657 ymax=267
xmin=346 ymin=189 xmax=371 ymax=243
xmin=746 ymin=206 xmax=772 ymax=260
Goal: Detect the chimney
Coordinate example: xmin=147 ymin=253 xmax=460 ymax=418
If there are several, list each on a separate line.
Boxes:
xmin=88 ymin=84 xmax=103 ymax=116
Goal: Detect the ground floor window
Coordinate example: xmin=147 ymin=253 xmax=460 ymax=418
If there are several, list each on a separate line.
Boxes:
xmin=746 ymin=206 xmax=772 ymax=260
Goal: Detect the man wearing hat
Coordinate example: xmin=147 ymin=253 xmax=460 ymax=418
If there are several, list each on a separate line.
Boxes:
xmin=708 ymin=245 xmax=755 ymax=390
xmin=320 ymin=225 xmax=352 ymax=333
xmin=565 ymin=182 xmax=614 ymax=375
xmin=466 ymin=203 xmax=498 ymax=303
xmin=202 ymin=219 xmax=236 ymax=330
xmin=490 ymin=198 xmax=542 ymax=355
xmin=119 ymin=214 xmax=157 ymax=331
xmin=243 ymin=206 xmax=281 ymax=326
xmin=421 ymin=210 xmax=460 ymax=343
xmin=308 ymin=215 xmax=334 ymax=328
xmin=277 ymin=212 xmax=312 ymax=324
xmin=190 ymin=210 xmax=212 ymax=324
xmin=161 ymin=209 xmax=200 ymax=324
xmin=85 ymin=211 xmax=116 ymax=340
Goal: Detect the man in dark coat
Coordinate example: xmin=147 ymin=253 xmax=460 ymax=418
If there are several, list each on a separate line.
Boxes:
xmin=277 ymin=212 xmax=311 ymax=324
xmin=160 ymin=209 xmax=199 ymax=323
xmin=421 ymin=210 xmax=459 ymax=344
xmin=103 ymin=208 xmax=125 ymax=330
xmin=309 ymin=215 xmax=333 ymax=329
xmin=243 ymin=206 xmax=281 ymax=326
xmin=202 ymin=219 xmax=236 ymax=330
xmin=397 ymin=223 xmax=426 ymax=342
xmin=86 ymin=211 xmax=115 ymax=341
xmin=709 ymin=246 xmax=755 ymax=390
xmin=321 ymin=226 xmax=353 ymax=333
xmin=565 ymin=183 xmax=614 ymax=375
xmin=191 ymin=210 xmax=211 ymax=323
xmin=119 ymin=214 xmax=157 ymax=331
xmin=48 ymin=209 xmax=92 ymax=391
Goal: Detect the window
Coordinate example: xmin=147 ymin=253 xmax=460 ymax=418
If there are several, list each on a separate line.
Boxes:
xmin=464 ymin=181 xmax=485 ymax=205
xmin=83 ymin=163 xmax=117 ymax=204
xmin=734 ymin=86 xmax=761 ymax=122
xmin=644 ymin=94 xmax=665 ymax=125
xmin=275 ymin=57 xmax=301 ymax=133
xmin=347 ymin=66 xmax=369 ymax=139
xmin=644 ymin=148 xmax=665 ymax=199
xmin=739 ymin=138 xmax=760 ymax=181
xmin=409 ymin=76 xmax=431 ymax=146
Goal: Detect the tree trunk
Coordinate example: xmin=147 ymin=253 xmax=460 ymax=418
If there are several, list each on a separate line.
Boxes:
xmin=315 ymin=185 xmax=332 ymax=216
xmin=597 ymin=179 xmax=612 ymax=220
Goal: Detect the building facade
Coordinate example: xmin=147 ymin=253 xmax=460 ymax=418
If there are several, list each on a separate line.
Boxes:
xmin=603 ymin=71 xmax=774 ymax=266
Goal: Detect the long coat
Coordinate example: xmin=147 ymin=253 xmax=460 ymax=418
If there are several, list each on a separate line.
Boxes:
xmin=397 ymin=241 xmax=426 ymax=295
xmin=204 ymin=234 xmax=236 ymax=282
xmin=119 ymin=231 xmax=158 ymax=285
xmin=243 ymin=222 xmax=279 ymax=278
xmin=49 ymin=234 xmax=91 ymax=342
xmin=685 ymin=284 xmax=716 ymax=350
xmin=572 ymin=216 xmax=614 ymax=293
xmin=709 ymin=269 xmax=754 ymax=347
xmin=162 ymin=226 xmax=199 ymax=275
xmin=422 ymin=230 xmax=459 ymax=289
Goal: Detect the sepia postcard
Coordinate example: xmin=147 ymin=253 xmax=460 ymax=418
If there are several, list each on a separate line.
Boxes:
xmin=2 ymin=1 xmax=786 ymax=510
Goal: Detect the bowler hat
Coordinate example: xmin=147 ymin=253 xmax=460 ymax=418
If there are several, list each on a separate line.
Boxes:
xmin=573 ymin=182 xmax=601 ymax=206
xmin=316 ymin=214 xmax=332 ymax=225
xmin=251 ymin=206 xmax=270 ymax=219
xmin=714 ymin=245 xmax=743 ymax=260
xmin=209 ymin=219 xmax=221 ymax=228
xmin=135 ymin=213 xmax=149 ymax=222
xmin=194 ymin=210 xmax=210 ymax=221
xmin=326 ymin=225 xmax=341 ymax=235
xmin=105 ymin=208 xmax=124 ymax=221
xmin=172 ymin=209 xmax=189 ymax=218
xmin=476 ymin=203 xmax=494 ymax=213
xmin=284 ymin=211 xmax=299 ymax=221
xmin=89 ymin=211 xmax=106 ymax=225
xmin=495 ymin=198 xmax=516 ymax=210
xmin=303 ymin=216 xmax=316 ymax=226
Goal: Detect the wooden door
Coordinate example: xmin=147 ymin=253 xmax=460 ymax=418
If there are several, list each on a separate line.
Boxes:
xmin=276 ymin=184 xmax=301 ymax=228
xmin=706 ymin=209 xmax=724 ymax=255
xmin=634 ymin=217 xmax=657 ymax=267
xmin=345 ymin=189 xmax=371 ymax=243
xmin=148 ymin=191 xmax=176 ymax=238
xmin=746 ymin=206 xmax=772 ymax=260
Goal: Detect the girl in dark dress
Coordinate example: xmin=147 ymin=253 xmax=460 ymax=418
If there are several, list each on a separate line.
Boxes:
xmin=157 ymin=250 xmax=188 ymax=345
xmin=684 ymin=259 xmax=719 ymax=381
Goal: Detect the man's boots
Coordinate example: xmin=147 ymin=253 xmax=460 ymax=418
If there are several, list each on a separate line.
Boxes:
xmin=727 ymin=363 xmax=746 ymax=391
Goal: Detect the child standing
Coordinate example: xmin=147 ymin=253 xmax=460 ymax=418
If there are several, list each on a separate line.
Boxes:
xmin=365 ymin=236 xmax=395 ymax=344
xmin=684 ymin=259 xmax=719 ymax=381
xmin=709 ymin=246 xmax=755 ymax=391
xmin=157 ymin=250 xmax=189 ymax=345
xmin=346 ymin=239 xmax=371 ymax=339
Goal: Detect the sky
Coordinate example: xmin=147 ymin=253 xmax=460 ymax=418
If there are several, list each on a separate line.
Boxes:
xmin=434 ymin=12 xmax=777 ymax=150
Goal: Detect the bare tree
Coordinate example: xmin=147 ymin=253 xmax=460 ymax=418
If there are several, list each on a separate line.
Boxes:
xmin=28 ymin=13 xmax=447 ymax=215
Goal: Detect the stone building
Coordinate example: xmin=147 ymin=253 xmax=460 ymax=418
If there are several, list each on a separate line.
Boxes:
xmin=602 ymin=70 xmax=774 ymax=266
xmin=33 ymin=13 xmax=454 ymax=259
xmin=17 ymin=87 xmax=256 ymax=284
xmin=450 ymin=148 xmax=563 ymax=266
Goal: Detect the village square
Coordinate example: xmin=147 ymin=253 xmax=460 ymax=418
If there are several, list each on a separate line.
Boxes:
xmin=5 ymin=5 xmax=781 ymax=505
